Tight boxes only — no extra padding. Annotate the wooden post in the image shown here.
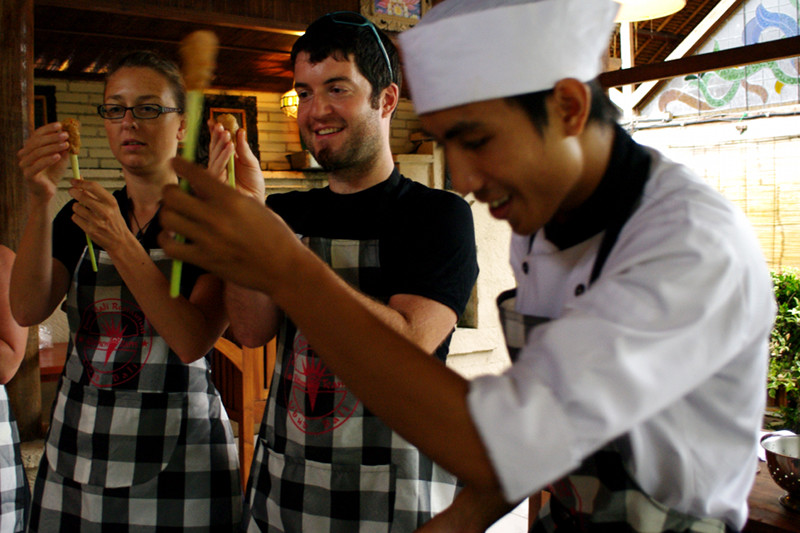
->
[1,0,43,440]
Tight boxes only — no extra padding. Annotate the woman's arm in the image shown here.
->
[69,180,228,363]
[0,246,29,384]
[11,122,74,325]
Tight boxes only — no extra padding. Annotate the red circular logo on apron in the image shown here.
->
[75,298,153,387]
[284,332,359,435]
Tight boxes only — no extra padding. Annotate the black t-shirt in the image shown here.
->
[267,169,478,360]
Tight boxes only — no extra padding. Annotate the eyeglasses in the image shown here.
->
[97,104,183,120]
[325,11,393,81]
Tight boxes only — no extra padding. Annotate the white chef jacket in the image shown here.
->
[468,146,776,530]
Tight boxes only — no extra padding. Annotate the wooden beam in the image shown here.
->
[35,27,292,56]
[610,0,743,108]
[666,0,743,59]
[34,0,307,35]
[600,35,800,88]
[619,22,635,116]
[1,0,43,441]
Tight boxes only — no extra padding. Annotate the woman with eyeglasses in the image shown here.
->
[12,50,242,532]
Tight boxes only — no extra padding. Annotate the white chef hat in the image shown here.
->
[398,0,621,115]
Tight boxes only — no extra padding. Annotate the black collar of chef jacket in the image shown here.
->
[542,124,652,251]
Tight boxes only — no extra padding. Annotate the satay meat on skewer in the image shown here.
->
[216,113,239,188]
[176,29,219,163]
[216,113,239,147]
[61,118,98,272]
[62,117,81,155]
[180,30,219,92]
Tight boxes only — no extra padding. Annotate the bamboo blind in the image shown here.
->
[678,135,800,271]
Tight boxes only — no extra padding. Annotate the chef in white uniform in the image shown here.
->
[157,0,777,530]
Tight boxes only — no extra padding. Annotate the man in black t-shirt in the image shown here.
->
[203,11,478,532]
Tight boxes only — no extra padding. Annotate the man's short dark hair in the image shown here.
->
[290,12,401,109]
[508,79,621,134]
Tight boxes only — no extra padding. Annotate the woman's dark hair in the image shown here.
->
[508,79,621,135]
[290,13,401,109]
[104,50,186,112]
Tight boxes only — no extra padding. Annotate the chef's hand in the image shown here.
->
[17,122,72,203]
[158,157,298,292]
[414,486,518,533]
[68,179,137,253]
[206,118,265,201]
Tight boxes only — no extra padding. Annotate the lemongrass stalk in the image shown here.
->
[169,89,203,297]
[70,154,98,272]
[227,155,235,188]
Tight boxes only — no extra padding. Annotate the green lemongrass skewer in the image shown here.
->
[227,154,235,188]
[70,153,98,272]
[170,29,218,298]
[169,89,203,298]
[216,113,238,188]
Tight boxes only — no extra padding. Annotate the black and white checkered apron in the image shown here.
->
[497,293,730,532]
[242,237,458,533]
[0,386,29,533]
[29,247,242,532]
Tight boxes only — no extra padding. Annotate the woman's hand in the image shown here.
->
[68,179,136,253]
[17,122,72,203]
[206,119,265,202]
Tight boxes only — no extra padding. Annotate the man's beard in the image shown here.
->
[301,113,382,173]
[309,143,350,172]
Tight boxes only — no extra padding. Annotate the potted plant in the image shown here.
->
[767,269,800,432]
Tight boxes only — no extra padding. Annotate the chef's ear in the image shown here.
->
[551,78,591,137]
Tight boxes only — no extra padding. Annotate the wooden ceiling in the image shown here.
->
[609,0,724,67]
[32,0,356,94]
[30,0,795,95]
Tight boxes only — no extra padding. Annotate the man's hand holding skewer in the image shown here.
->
[206,118,265,202]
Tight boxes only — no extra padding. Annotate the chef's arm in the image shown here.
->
[415,485,518,532]
[266,245,499,491]
[159,159,499,491]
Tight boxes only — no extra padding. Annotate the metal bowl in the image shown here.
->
[761,434,800,513]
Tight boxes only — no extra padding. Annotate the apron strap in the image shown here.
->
[589,132,653,285]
